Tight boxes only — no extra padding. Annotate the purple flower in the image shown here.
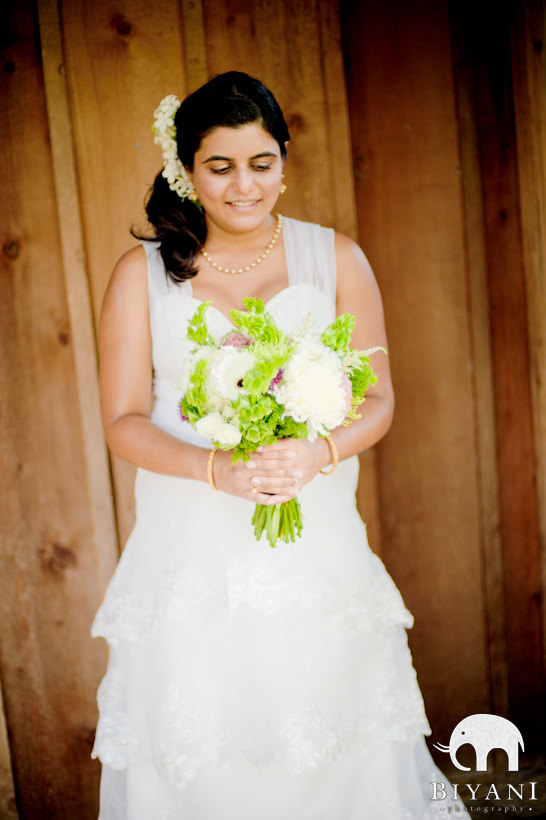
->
[269,368,283,390]
[178,405,189,423]
[222,331,252,348]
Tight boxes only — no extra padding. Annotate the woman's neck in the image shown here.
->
[203,213,278,253]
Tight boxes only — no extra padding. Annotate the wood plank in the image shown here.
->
[316,0,358,239]
[181,0,208,92]
[448,0,509,723]
[60,0,189,544]
[0,681,18,819]
[341,0,490,740]
[510,0,546,705]
[465,0,544,754]
[0,0,111,815]
[37,0,117,589]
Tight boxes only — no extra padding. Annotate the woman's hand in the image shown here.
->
[212,438,330,504]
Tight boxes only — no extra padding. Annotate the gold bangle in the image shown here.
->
[207,447,219,491]
[319,435,338,475]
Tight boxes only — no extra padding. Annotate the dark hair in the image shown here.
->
[135,72,289,284]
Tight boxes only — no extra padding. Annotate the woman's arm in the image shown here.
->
[99,246,208,481]
[250,232,394,485]
[99,246,299,504]
[329,231,394,459]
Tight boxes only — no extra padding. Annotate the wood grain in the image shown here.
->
[37,0,117,591]
[449,0,509,724]
[181,0,208,91]
[60,0,190,544]
[0,0,111,815]
[0,681,17,818]
[511,0,546,712]
[466,0,544,753]
[342,0,490,740]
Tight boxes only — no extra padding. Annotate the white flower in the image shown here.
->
[271,340,349,440]
[194,412,241,446]
[152,95,196,201]
[209,348,255,401]
[216,422,242,447]
[195,412,224,440]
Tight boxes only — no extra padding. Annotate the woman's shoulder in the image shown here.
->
[333,232,380,304]
[333,231,370,269]
[110,244,148,284]
[102,246,149,309]
[100,245,150,327]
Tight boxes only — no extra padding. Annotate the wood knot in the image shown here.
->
[58,329,70,346]
[286,113,306,135]
[3,240,20,259]
[110,13,134,38]
[40,542,77,575]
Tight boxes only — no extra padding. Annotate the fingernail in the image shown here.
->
[247,461,256,468]
[252,477,261,486]
[285,451,296,459]
[292,469,303,478]
[257,446,264,452]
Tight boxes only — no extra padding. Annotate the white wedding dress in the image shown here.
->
[92,216,461,818]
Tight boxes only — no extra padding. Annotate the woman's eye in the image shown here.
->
[252,164,272,172]
[210,166,231,175]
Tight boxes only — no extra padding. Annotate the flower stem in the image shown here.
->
[251,499,303,548]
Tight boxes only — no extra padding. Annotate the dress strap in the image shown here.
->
[141,239,171,306]
[282,216,337,307]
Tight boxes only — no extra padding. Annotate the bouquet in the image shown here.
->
[178,297,381,547]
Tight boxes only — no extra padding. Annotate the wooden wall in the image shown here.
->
[342,0,546,761]
[0,0,544,815]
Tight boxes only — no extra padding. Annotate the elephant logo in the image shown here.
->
[433,714,524,772]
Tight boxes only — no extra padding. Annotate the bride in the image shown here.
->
[92,71,460,819]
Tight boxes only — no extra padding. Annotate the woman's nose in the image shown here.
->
[232,167,253,193]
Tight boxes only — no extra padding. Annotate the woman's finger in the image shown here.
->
[248,475,299,501]
[245,456,297,473]
[255,443,297,459]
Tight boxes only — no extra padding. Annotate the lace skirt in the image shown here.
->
[92,458,457,818]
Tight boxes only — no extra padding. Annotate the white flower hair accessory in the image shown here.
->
[152,94,199,203]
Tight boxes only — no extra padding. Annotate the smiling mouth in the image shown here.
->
[228,200,260,207]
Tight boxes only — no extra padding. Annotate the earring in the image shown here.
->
[279,174,287,195]
[188,186,200,203]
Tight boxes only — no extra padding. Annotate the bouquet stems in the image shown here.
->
[251,498,304,548]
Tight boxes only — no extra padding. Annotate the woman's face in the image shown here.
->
[188,122,284,234]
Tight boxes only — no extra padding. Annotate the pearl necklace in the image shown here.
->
[201,214,283,275]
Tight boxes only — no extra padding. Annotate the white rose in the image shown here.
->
[216,422,242,447]
[195,412,224,440]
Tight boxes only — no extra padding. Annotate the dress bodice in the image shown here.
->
[142,216,337,444]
